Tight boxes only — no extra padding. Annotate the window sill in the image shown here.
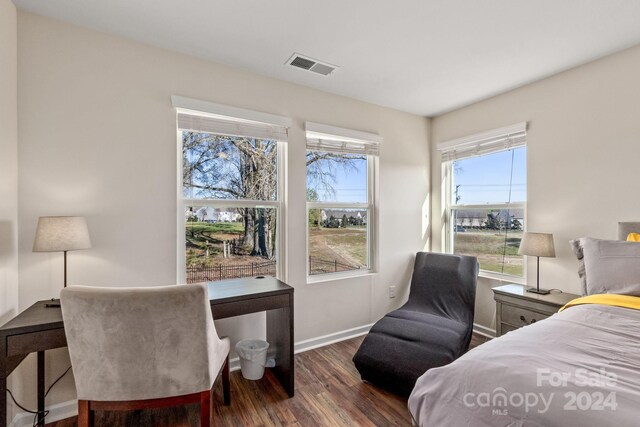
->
[478,270,526,285]
[307,269,377,284]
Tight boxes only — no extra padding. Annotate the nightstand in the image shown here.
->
[492,284,580,337]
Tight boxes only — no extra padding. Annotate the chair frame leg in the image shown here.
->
[222,355,231,406]
[77,400,93,427]
[199,390,211,427]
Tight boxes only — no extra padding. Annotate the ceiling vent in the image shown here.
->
[286,53,337,76]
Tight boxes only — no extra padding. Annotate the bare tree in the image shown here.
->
[183,132,277,259]
[306,151,365,200]
[184,133,364,262]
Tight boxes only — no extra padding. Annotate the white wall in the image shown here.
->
[431,43,640,332]
[0,0,19,321]
[0,0,19,422]
[16,11,430,414]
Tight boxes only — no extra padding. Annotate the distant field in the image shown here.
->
[308,226,367,274]
[453,229,523,276]
[185,221,246,267]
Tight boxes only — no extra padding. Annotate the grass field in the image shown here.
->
[308,226,367,274]
[187,223,519,276]
[453,229,523,276]
[185,221,246,267]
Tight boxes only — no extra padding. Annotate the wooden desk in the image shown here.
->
[206,277,294,397]
[0,277,294,427]
[0,301,67,427]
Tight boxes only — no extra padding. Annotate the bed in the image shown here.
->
[408,223,640,427]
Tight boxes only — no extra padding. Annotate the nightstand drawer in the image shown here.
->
[500,323,519,335]
[501,304,549,328]
[493,284,580,337]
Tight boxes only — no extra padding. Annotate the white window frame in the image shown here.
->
[175,99,289,284]
[440,123,527,283]
[305,123,380,283]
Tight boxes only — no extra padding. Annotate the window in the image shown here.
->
[440,123,527,278]
[305,122,380,279]
[174,97,290,283]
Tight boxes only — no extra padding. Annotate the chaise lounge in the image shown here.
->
[353,252,478,396]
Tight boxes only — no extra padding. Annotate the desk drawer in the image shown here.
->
[212,294,290,320]
[7,328,67,357]
[501,304,549,329]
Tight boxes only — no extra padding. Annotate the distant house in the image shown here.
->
[320,209,367,225]
[454,210,486,228]
[217,210,242,222]
[496,209,524,226]
[188,207,241,223]
[454,208,524,229]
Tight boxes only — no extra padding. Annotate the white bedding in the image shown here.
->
[408,304,640,427]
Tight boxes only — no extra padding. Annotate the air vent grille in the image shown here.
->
[290,56,315,70]
[309,63,335,76]
[286,53,337,76]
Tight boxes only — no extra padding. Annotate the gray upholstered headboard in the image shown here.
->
[618,222,640,240]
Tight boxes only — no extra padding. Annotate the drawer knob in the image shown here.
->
[519,315,526,322]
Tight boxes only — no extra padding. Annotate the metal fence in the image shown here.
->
[186,260,277,283]
[308,256,361,275]
[187,257,361,283]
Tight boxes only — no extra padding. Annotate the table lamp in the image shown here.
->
[518,232,555,295]
[33,216,91,294]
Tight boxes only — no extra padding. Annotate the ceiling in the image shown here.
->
[13,0,640,116]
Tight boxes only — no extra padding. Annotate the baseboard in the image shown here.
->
[294,323,374,354]
[9,322,374,427]
[229,322,374,372]
[473,323,496,338]
[229,356,241,372]
[9,399,77,427]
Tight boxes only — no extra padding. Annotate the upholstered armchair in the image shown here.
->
[353,252,478,396]
[60,283,230,427]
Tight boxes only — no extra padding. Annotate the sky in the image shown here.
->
[305,148,525,205]
[307,156,367,203]
[453,147,526,205]
[184,132,522,206]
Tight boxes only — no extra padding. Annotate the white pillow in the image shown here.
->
[579,237,640,296]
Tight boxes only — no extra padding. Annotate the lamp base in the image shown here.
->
[526,287,551,295]
[45,298,61,308]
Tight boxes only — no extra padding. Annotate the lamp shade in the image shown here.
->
[33,216,92,252]
[518,232,555,258]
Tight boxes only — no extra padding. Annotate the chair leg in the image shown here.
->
[222,355,230,406]
[77,400,93,427]
[200,390,211,427]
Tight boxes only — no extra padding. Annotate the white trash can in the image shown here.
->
[236,339,270,380]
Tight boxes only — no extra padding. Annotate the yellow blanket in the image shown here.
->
[627,232,640,242]
[560,293,640,312]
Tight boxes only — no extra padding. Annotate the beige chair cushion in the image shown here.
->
[61,283,229,401]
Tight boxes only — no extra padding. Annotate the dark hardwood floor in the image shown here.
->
[470,332,491,348]
[47,333,490,427]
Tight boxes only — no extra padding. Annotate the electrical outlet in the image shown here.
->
[389,285,397,299]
